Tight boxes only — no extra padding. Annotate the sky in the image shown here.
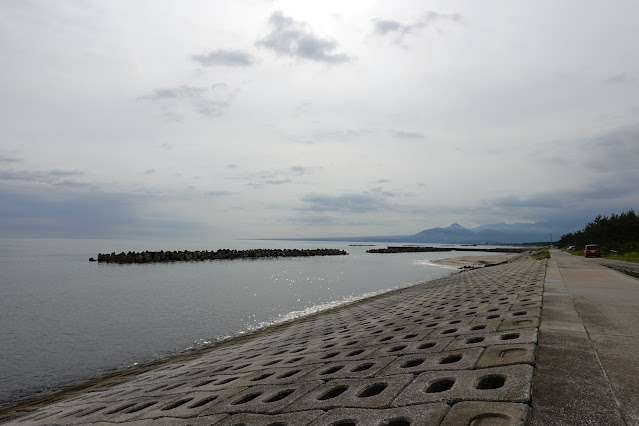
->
[1,0,638,240]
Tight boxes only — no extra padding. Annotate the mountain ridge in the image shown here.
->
[275,222,554,244]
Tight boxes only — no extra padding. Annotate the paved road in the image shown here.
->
[531,250,639,425]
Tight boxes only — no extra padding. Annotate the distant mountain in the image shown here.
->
[280,222,555,244]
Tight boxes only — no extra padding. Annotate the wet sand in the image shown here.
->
[431,253,520,268]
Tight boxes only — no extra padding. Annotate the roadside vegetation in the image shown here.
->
[532,249,550,260]
[558,210,639,261]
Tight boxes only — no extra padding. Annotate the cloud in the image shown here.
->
[290,166,312,175]
[206,190,234,197]
[373,20,402,36]
[369,186,413,198]
[588,125,639,171]
[300,192,389,213]
[390,129,425,139]
[242,166,313,188]
[604,73,634,85]
[293,129,364,144]
[138,84,233,120]
[0,186,204,238]
[139,86,207,101]
[256,11,352,63]
[0,155,22,163]
[0,168,86,187]
[192,49,255,67]
[373,11,462,45]
[492,194,564,209]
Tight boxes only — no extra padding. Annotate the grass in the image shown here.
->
[604,251,639,263]
[561,248,639,263]
[620,269,639,279]
[532,250,550,260]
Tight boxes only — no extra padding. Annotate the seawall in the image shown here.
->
[2,256,544,425]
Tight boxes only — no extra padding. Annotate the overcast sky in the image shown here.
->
[1,0,638,240]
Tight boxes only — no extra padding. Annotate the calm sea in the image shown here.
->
[0,237,500,409]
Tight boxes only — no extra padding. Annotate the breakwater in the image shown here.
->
[3,257,545,424]
[367,246,527,254]
[91,248,348,264]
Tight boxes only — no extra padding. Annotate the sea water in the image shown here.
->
[0,237,499,409]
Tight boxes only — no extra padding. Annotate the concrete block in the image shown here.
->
[446,328,538,350]
[109,414,229,425]
[187,372,255,393]
[286,374,414,411]
[302,345,384,362]
[309,404,450,426]
[363,328,434,346]
[372,337,454,356]
[427,322,501,338]
[378,347,484,375]
[10,406,80,424]
[205,380,322,415]
[511,302,543,310]
[499,317,541,331]
[71,397,163,423]
[234,364,322,387]
[215,410,323,425]
[440,401,529,426]
[300,356,397,381]
[130,390,243,420]
[392,364,533,406]
[476,343,536,368]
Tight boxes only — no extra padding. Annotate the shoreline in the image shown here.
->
[1,256,545,424]
[0,268,462,418]
[0,252,518,415]
[431,253,521,268]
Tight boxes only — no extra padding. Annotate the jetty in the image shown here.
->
[366,246,527,254]
[2,251,639,424]
[90,248,348,264]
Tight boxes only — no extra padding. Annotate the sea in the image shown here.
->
[0,237,505,409]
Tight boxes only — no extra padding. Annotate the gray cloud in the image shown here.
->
[0,186,204,239]
[206,190,234,197]
[390,129,424,139]
[373,20,402,36]
[0,155,22,163]
[0,168,86,187]
[373,11,462,45]
[290,166,312,175]
[263,178,291,185]
[369,186,413,198]
[490,177,638,226]
[588,125,639,171]
[139,86,208,101]
[604,73,634,85]
[300,193,389,213]
[138,85,232,120]
[192,49,255,67]
[492,194,564,209]
[294,129,364,144]
[256,11,352,63]
[244,166,313,188]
